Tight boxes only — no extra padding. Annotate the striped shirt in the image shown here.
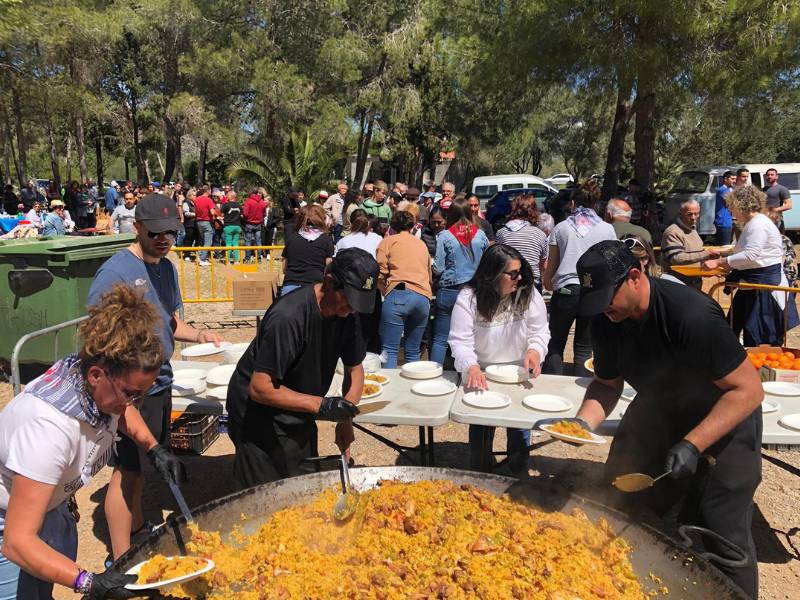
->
[496,221,549,283]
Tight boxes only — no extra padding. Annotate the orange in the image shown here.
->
[784,351,795,359]
[757,352,768,360]
[792,360,800,370]
[767,352,780,361]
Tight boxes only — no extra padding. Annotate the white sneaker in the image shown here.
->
[199,260,210,266]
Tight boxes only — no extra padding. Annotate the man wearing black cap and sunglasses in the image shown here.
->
[88,193,224,561]
[226,248,379,488]
[544,240,763,598]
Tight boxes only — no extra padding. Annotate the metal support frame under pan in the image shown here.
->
[114,466,749,599]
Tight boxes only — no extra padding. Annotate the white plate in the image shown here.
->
[173,368,207,381]
[584,358,594,373]
[401,361,443,379]
[462,391,511,409]
[365,373,391,386]
[412,379,457,396]
[222,343,250,365]
[180,341,231,358]
[762,381,800,397]
[125,556,214,591]
[361,385,383,400]
[620,386,637,402]
[171,378,206,397]
[521,394,573,412]
[778,413,800,432]
[761,399,780,414]
[485,364,528,384]
[206,386,228,401]
[206,364,237,386]
[540,423,605,445]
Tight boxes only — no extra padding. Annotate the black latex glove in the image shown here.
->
[87,570,145,599]
[533,417,592,431]
[147,444,187,485]
[665,439,700,479]
[317,396,359,422]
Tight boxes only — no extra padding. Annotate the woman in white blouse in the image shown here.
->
[448,244,550,474]
[703,185,798,344]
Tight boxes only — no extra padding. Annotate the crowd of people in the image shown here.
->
[0,167,794,599]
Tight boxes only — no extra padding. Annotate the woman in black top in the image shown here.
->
[221,191,243,262]
[281,204,334,295]
[420,204,446,257]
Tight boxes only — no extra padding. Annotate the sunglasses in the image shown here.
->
[623,237,646,251]
[503,269,522,280]
[146,230,177,239]
[103,370,145,406]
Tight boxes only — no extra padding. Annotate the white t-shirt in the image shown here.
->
[448,287,550,375]
[726,213,784,270]
[0,393,119,519]
[334,232,383,258]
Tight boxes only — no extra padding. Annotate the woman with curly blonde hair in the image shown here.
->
[0,284,185,599]
[704,185,799,344]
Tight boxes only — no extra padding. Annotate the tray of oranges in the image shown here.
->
[747,350,800,371]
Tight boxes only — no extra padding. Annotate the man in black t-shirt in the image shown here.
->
[763,167,792,232]
[563,240,763,599]
[226,248,379,488]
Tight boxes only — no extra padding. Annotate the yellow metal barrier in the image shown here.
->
[173,245,285,303]
[708,280,800,345]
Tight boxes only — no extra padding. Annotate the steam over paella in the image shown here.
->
[161,480,647,599]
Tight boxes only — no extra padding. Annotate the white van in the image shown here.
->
[663,163,800,237]
[471,174,557,205]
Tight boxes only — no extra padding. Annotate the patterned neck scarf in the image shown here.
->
[567,207,602,237]
[24,354,108,427]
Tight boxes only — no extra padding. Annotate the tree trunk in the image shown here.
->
[163,116,177,182]
[198,138,208,185]
[633,83,656,192]
[601,76,635,203]
[124,156,130,182]
[95,135,104,193]
[43,97,62,191]
[65,134,73,182]
[354,115,374,189]
[11,86,27,186]
[74,115,88,183]
[128,92,149,185]
[1,105,21,186]
[174,134,183,182]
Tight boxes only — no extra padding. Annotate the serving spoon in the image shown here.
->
[333,451,359,521]
[613,455,716,493]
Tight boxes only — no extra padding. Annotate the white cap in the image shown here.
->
[110,180,118,187]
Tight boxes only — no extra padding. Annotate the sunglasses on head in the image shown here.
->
[623,237,645,250]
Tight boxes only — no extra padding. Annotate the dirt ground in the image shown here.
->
[1,260,799,599]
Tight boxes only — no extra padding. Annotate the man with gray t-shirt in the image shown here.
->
[763,167,791,232]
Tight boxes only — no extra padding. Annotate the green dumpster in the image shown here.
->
[0,234,135,381]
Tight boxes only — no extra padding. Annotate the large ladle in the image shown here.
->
[613,455,716,493]
[332,452,359,521]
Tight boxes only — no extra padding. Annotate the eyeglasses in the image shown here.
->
[503,269,522,280]
[623,237,645,251]
[103,370,145,406]
[146,230,177,240]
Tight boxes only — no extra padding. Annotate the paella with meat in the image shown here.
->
[161,479,646,599]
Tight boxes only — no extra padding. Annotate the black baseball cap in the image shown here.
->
[576,240,640,317]
[135,193,180,233]
[328,248,379,313]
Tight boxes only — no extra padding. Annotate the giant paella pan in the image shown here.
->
[116,467,749,599]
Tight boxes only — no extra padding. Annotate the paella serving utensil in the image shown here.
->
[613,455,716,493]
[333,452,359,521]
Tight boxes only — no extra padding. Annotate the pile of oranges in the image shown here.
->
[748,350,800,370]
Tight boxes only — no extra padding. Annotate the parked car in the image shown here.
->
[485,187,556,231]
[544,173,574,187]
[471,174,557,211]
[662,163,800,237]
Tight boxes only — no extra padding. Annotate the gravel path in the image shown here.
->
[1,264,798,599]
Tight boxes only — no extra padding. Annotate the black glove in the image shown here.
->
[533,417,592,431]
[665,439,700,479]
[147,444,187,485]
[317,396,358,422]
[87,569,143,599]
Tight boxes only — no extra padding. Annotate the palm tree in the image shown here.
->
[228,131,335,201]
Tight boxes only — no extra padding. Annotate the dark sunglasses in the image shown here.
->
[146,230,177,239]
[503,269,522,280]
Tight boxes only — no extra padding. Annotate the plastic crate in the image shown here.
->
[218,414,229,434]
[170,415,219,454]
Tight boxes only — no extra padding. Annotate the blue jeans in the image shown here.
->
[0,503,78,600]
[244,223,261,259]
[430,287,461,365]
[197,221,214,261]
[379,288,431,368]
[469,425,531,473]
[281,283,302,296]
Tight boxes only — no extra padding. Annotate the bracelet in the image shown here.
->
[73,569,93,594]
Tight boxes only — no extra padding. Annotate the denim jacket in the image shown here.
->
[433,229,489,288]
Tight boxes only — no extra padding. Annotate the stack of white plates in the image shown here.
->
[400,361,443,379]
[485,364,527,384]
[206,364,237,386]
[172,378,206,397]
[222,343,250,365]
